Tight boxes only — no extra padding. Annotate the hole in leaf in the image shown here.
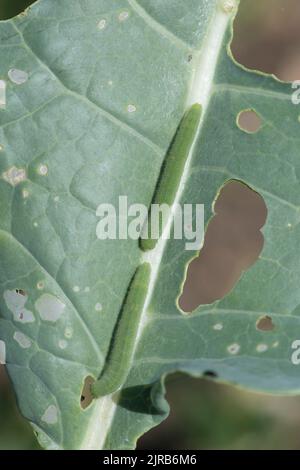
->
[256,315,275,331]
[237,110,262,134]
[203,371,218,379]
[232,0,300,81]
[80,376,95,410]
[179,180,267,313]
[0,0,36,20]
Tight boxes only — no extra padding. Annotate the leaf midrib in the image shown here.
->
[81,4,234,451]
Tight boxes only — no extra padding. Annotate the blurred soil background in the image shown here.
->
[1,0,300,450]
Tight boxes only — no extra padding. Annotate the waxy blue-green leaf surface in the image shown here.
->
[0,0,299,450]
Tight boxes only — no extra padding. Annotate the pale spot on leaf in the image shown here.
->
[127,104,136,113]
[38,164,48,176]
[97,19,106,30]
[8,68,28,85]
[4,289,27,310]
[4,289,35,324]
[256,343,268,353]
[16,309,34,323]
[13,331,31,349]
[0,80,6,108]
[37,281,45,290]
[35,294,65,322]
[58,339,67,350]
[64,327,73,339]
[221,0,237,13]
[2,167,26,186]
[41,405,58,425]
[227,343,240,355]
[119,11,129,21]
[0,340,6,364]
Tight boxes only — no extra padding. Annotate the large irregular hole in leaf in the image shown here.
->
[80,376,95,410]
[237,109,262,134]
[0,0,35,20]
[231,0,300,80]
[179,180,267,313]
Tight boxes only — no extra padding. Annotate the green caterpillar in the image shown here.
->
[92,263,151,398]
[140,103,202,251]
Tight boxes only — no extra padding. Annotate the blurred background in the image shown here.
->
[1,0,300,451]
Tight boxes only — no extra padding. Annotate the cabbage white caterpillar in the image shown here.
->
[92,263,151,398]
[140,103,201,251]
